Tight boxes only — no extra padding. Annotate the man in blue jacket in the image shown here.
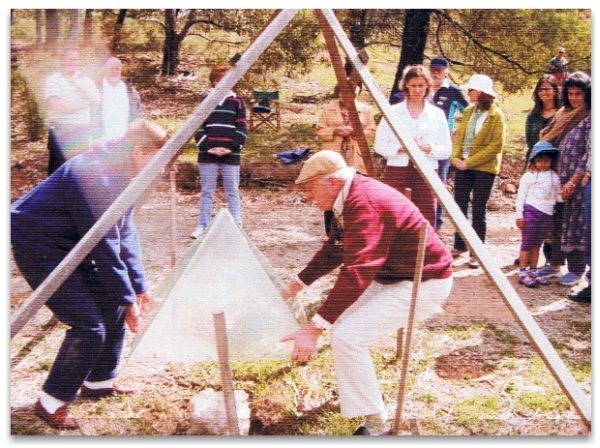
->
[11,119,167,430]
[428,57,469,231]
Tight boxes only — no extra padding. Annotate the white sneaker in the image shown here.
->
[468,256,480,269]
[190,227,205,239]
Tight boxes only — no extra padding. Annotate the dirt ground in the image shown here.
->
[9,172,592,435]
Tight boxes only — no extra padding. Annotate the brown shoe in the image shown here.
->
[34,400,79,430]
[80,382,136,398]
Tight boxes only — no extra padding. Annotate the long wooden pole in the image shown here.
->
[318,8,590,426]
[213,312,240,436]
[10,9,299,340]
[169,170,177,268]
[314,10,375,177]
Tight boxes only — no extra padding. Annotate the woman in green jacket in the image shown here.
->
[451,74,507,268]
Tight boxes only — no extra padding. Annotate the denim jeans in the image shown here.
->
[198,162,242,229]
[435,158,451,230]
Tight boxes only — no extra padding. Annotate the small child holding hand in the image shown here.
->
[516,141,563,288]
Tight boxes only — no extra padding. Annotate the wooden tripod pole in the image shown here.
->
[169,170,177,268]
[392,223,428,435]
[314,10,375,177]
[213,312,240,436]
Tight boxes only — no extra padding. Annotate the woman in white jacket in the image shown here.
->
[374,65,452,227]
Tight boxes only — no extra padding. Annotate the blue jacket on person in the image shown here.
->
[432,83,469,132]
[11,140,146,306]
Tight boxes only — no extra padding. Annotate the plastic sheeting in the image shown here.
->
[125,209,301,372]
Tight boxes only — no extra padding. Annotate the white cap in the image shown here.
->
[463,74,498,98]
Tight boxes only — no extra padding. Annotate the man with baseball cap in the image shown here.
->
[428,56,469,232]
[429,57,469,133]
[548,47,569,84]
[280,150,453,435]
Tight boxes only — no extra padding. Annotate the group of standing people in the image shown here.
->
[43,48,143,175]
[372,57,506,271]
[293,53,591,436]
[516,71,591,301]
[314,53,591,304]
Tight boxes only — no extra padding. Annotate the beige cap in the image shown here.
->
[295,150,347,184]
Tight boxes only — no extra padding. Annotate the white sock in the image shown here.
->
[364,411,388,435]
[83,378,114,389]
[39,392,66,414]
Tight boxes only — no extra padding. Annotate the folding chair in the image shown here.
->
[249,91,281,132]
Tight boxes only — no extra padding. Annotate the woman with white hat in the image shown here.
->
[450,74,507,268]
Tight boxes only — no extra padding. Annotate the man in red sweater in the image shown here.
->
[281,150,453,435]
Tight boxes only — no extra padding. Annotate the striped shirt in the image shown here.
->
[194,91,248,165]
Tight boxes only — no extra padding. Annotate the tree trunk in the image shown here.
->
[390,9,431,101]
[45,9,60,51]
[112,9,127,52]
[161,9,180,76]
[35,10,44,44]
[344,10,370,82]
[83,9,94,45]
[68,9,81,46]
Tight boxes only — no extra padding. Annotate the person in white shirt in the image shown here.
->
[374,65,452,227]
[515,142,562,288]
[44,48,101,174]
[98,57,143,140]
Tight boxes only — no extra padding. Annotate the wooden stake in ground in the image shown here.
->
[213,312,240,436]
[393,223,428,435]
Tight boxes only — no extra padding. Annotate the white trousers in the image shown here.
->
[330,276,453,418]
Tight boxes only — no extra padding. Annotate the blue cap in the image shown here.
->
[530,141,558,161]
[430,57,449,69]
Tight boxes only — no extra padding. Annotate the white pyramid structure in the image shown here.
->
[125,209,301,371]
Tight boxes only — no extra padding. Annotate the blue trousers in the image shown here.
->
[13,249,126,403]
[435,158,450,231]
[198,162,242,229]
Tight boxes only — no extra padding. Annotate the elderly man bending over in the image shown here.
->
[281,150,453,436]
